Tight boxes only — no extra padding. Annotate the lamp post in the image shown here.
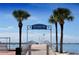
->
[50,25,52,49]
[27,25,28,43]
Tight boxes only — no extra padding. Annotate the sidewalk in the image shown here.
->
[26,44,69,55]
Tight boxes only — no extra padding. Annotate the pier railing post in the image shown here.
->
[28,45,31,55]
[9,37,10,51]
[46,45,49,55]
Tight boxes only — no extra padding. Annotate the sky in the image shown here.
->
[0,3,79,43]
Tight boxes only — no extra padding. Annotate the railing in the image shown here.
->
[21,44,31,55]
[0,43,29,51]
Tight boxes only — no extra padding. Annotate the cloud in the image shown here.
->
[0,26,14,31]
[0,31,51,43]
[63,35,79,43]
[28,16,38,20]
[0,31,79,43]
[0,11,13,20]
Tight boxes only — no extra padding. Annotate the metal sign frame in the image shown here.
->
[26,24,52,48]
[31,24,47,29]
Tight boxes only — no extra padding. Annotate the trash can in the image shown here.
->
[16,47,22,55]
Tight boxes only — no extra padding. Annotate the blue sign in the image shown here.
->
[32,24,47,29]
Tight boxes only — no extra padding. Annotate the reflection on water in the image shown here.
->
[0,43,79,54]
[53,43,79,54]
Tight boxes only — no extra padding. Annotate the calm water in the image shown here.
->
[7,43,27,50]
[5,43,79,54]
[53,43,79,54]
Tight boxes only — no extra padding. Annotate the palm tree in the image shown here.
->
[49,10,59,52]
[55,8,74,53]
[13,10,30,54]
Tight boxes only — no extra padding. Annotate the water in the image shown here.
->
[6,43,28,50]
[53,43,79,54]
[1,43,79,54]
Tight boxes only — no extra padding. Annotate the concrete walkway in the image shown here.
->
[26,44,55,55]
[26,44,69,55]
[31,44,48,55]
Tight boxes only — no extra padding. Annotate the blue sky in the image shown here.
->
[0,3,79,43]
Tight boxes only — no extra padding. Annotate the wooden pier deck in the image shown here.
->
[26,44,56,55]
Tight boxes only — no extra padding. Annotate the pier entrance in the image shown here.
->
[26,24,53,55]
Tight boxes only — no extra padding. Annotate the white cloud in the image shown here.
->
[0,26,14,31]
[28,16,38,20]
[0,31,79,43]
[63,35,79,43]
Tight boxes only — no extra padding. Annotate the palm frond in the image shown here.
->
[54,8,74,24]
[49,15,55,24]
[49,18,55,24]
[67,16,74,21]
[13,10,30,21]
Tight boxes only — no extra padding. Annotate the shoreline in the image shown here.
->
[0,44,78,55]
[55,51,79,55]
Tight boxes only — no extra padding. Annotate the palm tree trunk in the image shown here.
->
[55,23,58,52]
[18,21,23,54]
[60,24,64,53]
